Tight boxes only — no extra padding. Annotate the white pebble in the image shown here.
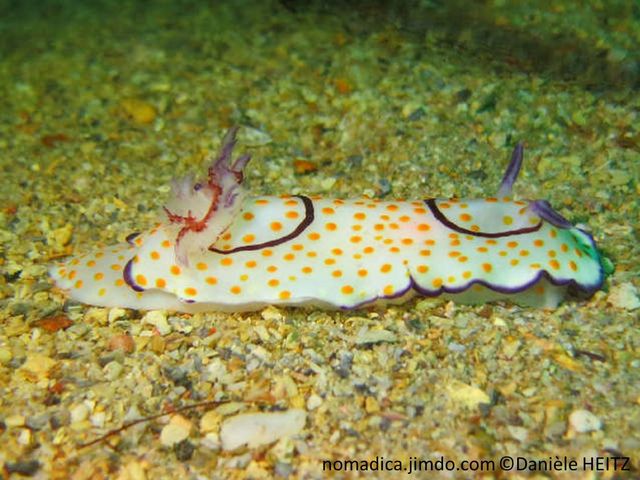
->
[220,409,306,451]
[160,423,190,446]
[569,409,602,433]
[142,310,171,335]
[70,403,90,423]
[608,283,640,310]
[306,394,323,410]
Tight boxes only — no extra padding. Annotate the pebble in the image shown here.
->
[108,334,136,353]
[354,328,397,345]
[142,310,171,335]
[306,394,322,410]
[160,420,191,447]
[219,409,306,451]
[121,99,157,125]
[447,381,490,409]
[260,306,284,321]
[70,403,90,423]
[607,282,640,310]
[0,347,12,365]
[568,409,602,433]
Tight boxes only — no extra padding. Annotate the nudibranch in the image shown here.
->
[50,128,606,312]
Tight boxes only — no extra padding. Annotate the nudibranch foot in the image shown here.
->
[50,130,607,312]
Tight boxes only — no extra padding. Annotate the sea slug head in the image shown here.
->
[163,126,251,266]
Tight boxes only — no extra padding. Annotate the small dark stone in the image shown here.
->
[408,107,426,121]
[347,155,363,167]
[174,439,195,461]
[455,88,472,103]
[163,366,192,390]
[376,178,392,197]
[5,460,41,476]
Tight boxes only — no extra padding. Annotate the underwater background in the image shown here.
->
[0,0,639,478]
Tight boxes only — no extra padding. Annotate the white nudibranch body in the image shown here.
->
[50,129,606,312]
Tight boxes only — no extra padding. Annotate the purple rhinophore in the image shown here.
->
[530,200,573,229]
[497,142,524,197]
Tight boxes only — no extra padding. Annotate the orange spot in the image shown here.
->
[302,266,313,274]
[354,212,366,220]
[230,285,242,295]
[458,256,468,263]
[432,278,443,288]
[307,251,318,257]
[357,269,368,277]
[242,234,255,243]
[74,280,83,289]
[184,287,197,296]
[374,223,385,231]
[414,207,427,214]
[363,246,375,254]
[462,271,472,279]
[221,257,233,266]
[569,260,578,271]
[262,249,273,257]
[196,262,208,271]
[341,285,354,295]
[94,272,104,281]
[507,241,518,248]
[499,251,508,257]
[417,265,428,274]
[417,223,431,231]
[575,249,583,258]
[533,239,544,247]
[450,239,461,246]
[386,204,398,211]
[243,212,254,221]
[486,239,497,245]
[383,284,395,296]
[308,232,321,241]
[389,247,400,253]
[98,288,106,297]
[352,224,363,231]
[449,251,461,258]
[86,260,96,268]
[267,265,278,272]
[471,225,480,232]
[246,260,257,268]
[322,207,335,215]
[447,276,456,283]
[284,199,298,206]
[255,199,269,205]
[548,250,557,258]
[135,274,147,286]
[560,243,569,252]
[270,221,283,231]
[170,265,181,275]
[279,290,291,300]
[380,264,392,273]
[440,202,450,209]
[205,277,217,285]
[268,279,280,287]
[332,248,343,255]
[285,211,299,219]
[324,258,336,265]
[549,259,560,270]
[389,223,399,230]
[95,252,104,258]
[530,263,542,269]
[240,274,249,282]
[482,263,492,273]
[283,253,295,261]
[110,264,121,271]
[476,247,488,253]
[519,249,530,257]
[510,259,519,266]
[459,213,472,222]
[401,238,414,245]
[326,222,337,231]
[420,249,431,256]
[549,229,558,238]
[150,251,160,260]
[398,215,410,222]
[115,279,125,287]
[161,240,172,248]
[380,214,390,221]
[292,243,304,251]
[503,215,513,225]
[350,235,362,243]
[156,278,167,288]
[332,270,342,277]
